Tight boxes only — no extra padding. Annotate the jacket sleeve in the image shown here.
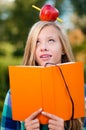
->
[1,90,21,130]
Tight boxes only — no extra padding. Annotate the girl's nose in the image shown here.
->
[40,43,48,52]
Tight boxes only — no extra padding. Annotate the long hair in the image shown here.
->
[22,21,83,130]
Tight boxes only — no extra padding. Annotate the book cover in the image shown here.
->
[8,62,85,124]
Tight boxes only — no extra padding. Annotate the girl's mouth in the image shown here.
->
[40,54,52,61]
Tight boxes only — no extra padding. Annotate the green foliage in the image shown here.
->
[12,46,24,56]
[70,0,86,34]
[72,40,86,83]
[0,0,47,45]
[0,49,6,56]
[72,40,86,54]
[0,42,22,121]
[71,0,86,16]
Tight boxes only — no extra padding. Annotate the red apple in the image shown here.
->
[39,4,59,21]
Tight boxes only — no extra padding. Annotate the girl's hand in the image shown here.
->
[42,111,64,130]
[25,108,42,130]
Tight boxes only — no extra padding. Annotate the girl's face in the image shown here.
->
[35,25,63,66]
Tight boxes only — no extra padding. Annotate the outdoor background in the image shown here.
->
[0,0,86,123]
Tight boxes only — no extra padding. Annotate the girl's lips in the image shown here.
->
[40,54,52,61]
[40,54,52,58]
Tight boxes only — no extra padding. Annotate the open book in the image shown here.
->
[9,62,85,124]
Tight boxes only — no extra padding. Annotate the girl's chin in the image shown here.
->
[39,61,61,66]
[38,62,49,66]
[40,62,54,66]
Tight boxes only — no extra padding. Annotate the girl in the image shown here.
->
[1,21,83,130]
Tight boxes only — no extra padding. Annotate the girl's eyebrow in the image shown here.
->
[37,35,55,41]
[44,36,55,40]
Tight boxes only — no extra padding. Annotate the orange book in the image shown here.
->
[8,62,85,124]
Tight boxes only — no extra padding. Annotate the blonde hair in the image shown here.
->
[23,21,75,65]
[22,21,83,130]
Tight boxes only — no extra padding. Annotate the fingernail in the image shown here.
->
[39,108,42,111]
[41,111,45,114]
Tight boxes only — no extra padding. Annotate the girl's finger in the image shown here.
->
[42,111,63,121]
[25,108,42,121]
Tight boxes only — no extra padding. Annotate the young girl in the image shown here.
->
[1,21,83,130]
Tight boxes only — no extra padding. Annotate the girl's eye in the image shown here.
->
[36,40,40,46]
[48,39,55,43]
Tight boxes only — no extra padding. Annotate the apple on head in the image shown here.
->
[39,4,59,21]
[32,4,62,22]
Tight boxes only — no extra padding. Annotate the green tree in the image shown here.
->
[71,0,86,16]
[70,0,86,34]
[70,0,86,83]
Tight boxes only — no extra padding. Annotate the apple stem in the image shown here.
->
[32,5,41,11]
[57,17,63,23]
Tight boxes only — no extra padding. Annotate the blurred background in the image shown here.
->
[0,0,86,123]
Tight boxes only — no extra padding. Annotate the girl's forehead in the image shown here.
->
[38,25,59,37]
[42,24,57,30]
